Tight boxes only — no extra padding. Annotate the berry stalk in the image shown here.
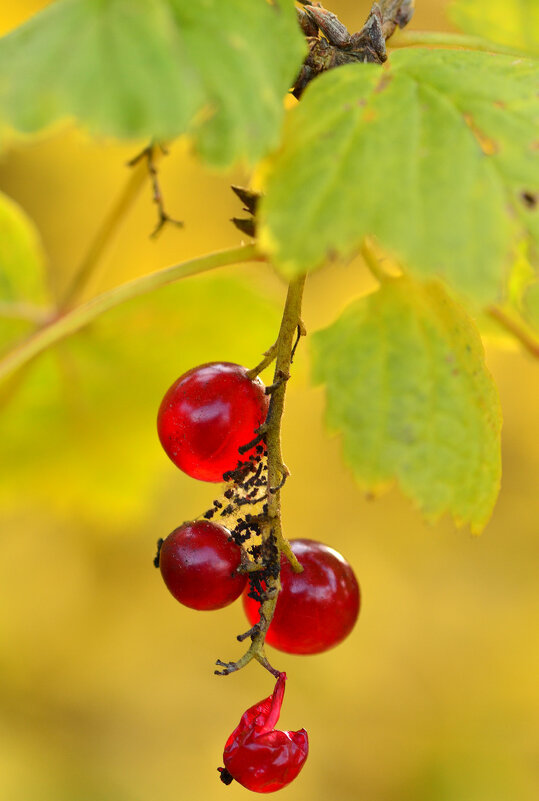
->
[254,276,307,672]
[264,276,306,571]
[216,275,306,677]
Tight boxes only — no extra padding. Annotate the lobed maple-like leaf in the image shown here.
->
[311,276,502,532]
[0,0,305,166]
[258,49,539,304]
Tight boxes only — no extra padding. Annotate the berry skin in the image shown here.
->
[159,521,247,611]
[243,539,360,654]
[219,672,308,793]
[157,362,268,482]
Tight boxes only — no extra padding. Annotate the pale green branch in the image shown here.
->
[59,146,162,310]
[488,305,539,359]
[0,244,263,381]
[0,301,53,324]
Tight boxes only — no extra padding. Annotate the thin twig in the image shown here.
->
[488,305,539,359]
[128,143,184,238]
[291,321,307,363]
[236,623,261,642]
[247,343,279,380]
[264,373,290,395]
[60,150,157,310]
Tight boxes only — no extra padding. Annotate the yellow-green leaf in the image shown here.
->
[522,281,539,331]
[259,50,539,304]
[0,191,48,304]
[0,0,305,166]
[311,276,502,532]
[0,191,49,352]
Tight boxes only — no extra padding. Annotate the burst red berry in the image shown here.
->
[159,521,247,610]
[219,673,308,793]
[157,362,268,482]
[243,539,360,654]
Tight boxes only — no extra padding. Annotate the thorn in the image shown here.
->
[231,186,260,215]
[231,217,256,237]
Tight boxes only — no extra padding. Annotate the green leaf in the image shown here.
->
[0,0,305,166]
[311,276,502,533]
[0,191,48,304]
[0,191,50,353]
[507,242,536,309]
[522,281,539,331]
[0,274,280,521]
[450,0,539,56]
[258,50,539,304]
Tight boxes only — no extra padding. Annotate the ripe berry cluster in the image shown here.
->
[156,360,360,792]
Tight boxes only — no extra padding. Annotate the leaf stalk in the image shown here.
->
[488,305,539,359]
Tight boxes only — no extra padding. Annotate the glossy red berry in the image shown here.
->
[157,362,268,482]
[159,521,247,611]
[219,672,308,793]
[243,539,360,654]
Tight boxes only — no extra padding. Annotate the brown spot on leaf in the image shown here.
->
[463,113,498,155]
[326,248,339,263]
[521,191,537,209]
[374,73,393,94]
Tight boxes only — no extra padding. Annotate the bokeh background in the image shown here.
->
[1,2,538,800]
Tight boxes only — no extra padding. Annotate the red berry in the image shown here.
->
[243,539,360,654]
[219,672,308,792]
[159,521,247,611]
[157,362,268,482]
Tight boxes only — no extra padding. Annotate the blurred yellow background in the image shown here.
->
[1,2,538,800]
